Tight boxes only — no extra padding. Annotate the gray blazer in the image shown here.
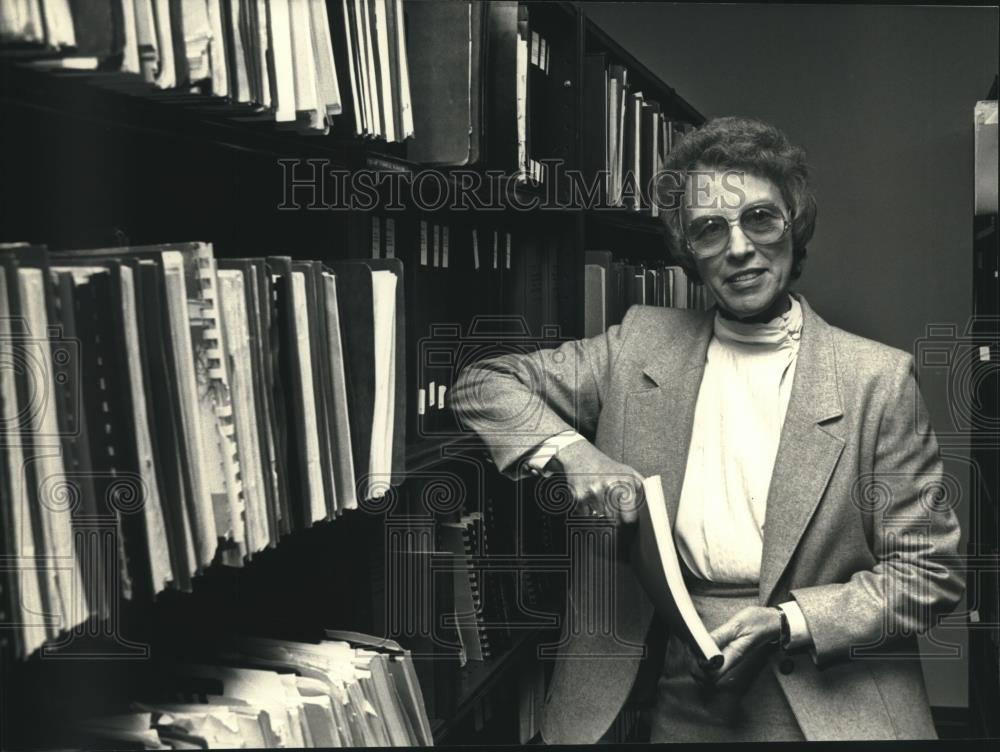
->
[450,294,964,743]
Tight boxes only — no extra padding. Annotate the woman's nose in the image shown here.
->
[726,223,756,258]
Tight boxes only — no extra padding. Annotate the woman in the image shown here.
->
[450,117,963,742]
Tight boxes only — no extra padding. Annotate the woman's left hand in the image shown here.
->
[707,606,783,686]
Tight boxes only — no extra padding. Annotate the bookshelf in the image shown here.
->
[0,1,704,747]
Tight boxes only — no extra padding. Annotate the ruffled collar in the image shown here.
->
[713,294,803,348]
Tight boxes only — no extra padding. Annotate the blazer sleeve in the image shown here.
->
[789,354,965,666]
[450,305,642,477]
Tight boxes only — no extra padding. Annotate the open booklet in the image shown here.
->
[633,475,724,670]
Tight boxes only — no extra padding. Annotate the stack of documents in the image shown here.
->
[0,242,405,659]
[0,0,416,139]
[74,631,433,747]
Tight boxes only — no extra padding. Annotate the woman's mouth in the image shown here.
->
[725,269,766,288]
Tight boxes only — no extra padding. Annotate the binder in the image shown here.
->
[403,0,474,165]
[328,258,406,498]
[59,267,153,601]
[484,0,519,172]
[462,513,492,659]
[367,258,406,489]
[526,13,550,175]
[439,521,483,662]
[52,243,241,572]
[584,264,607,338]
[468,0,485,165]
[135,259,197,588]
[17,262,89,638]
[584,52,609,204]
[326,260,375,498]
[216,266,270,557]
[48,271,104,613]
[237,257,289,542]
[641,99,661,214]
[321,271,358,512]
[585,250,615,334]
[482,495,514,653]
[116,262,175,591]
[0,249,46,658]
[302,261,340,519]
[68,0,124,58]
[269,255,324,530]
[292,259,337,521]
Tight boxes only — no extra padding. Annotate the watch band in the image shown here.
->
[768,606,790,647]
[777,606,791,648]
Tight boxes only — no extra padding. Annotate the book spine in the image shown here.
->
[462,520,492,659]
[197,251,246,560]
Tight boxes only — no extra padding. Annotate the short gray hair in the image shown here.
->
[657,116,817,283]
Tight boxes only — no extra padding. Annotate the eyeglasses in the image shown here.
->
[683,203,792,259]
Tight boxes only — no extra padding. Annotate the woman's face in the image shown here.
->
[684,171,795,320]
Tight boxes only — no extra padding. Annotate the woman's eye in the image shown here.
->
[744,208,779,229]
[692,218,726,240]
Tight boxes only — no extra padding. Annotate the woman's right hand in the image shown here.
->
[546,440,644,524]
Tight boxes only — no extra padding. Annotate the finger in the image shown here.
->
[717,633,762,681]
[713,645,744,681]
[580,491,609,520]
[594,483,614,518]
[584,486,605,518]
[604,478,638,524]
[572,493,596,517]
[632,471,646,499]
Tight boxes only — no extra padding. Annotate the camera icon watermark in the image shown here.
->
[420,314,575,442]
[0,319,81,447]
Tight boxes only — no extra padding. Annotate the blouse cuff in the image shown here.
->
[521,430,586,478]
[778,600,813,651]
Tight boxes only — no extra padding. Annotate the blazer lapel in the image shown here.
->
[623,311,713,527]
[622,298,845,604]
[758,296,846,605]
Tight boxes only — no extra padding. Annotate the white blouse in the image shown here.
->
[674,295,803,584]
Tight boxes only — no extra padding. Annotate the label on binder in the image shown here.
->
[417,388,426,416]
[420,221,428,266]
[428,381,436,407]
[371,216,381,259]
[505,232,512,269]
[442,226,450,268]
[980,345,991,362]
[385,218,396,258]
[433,224,441,267]
[472,230,480,270]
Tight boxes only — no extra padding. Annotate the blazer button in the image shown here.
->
[779,658,795,675]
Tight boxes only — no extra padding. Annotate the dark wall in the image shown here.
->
[585,1,999,709]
